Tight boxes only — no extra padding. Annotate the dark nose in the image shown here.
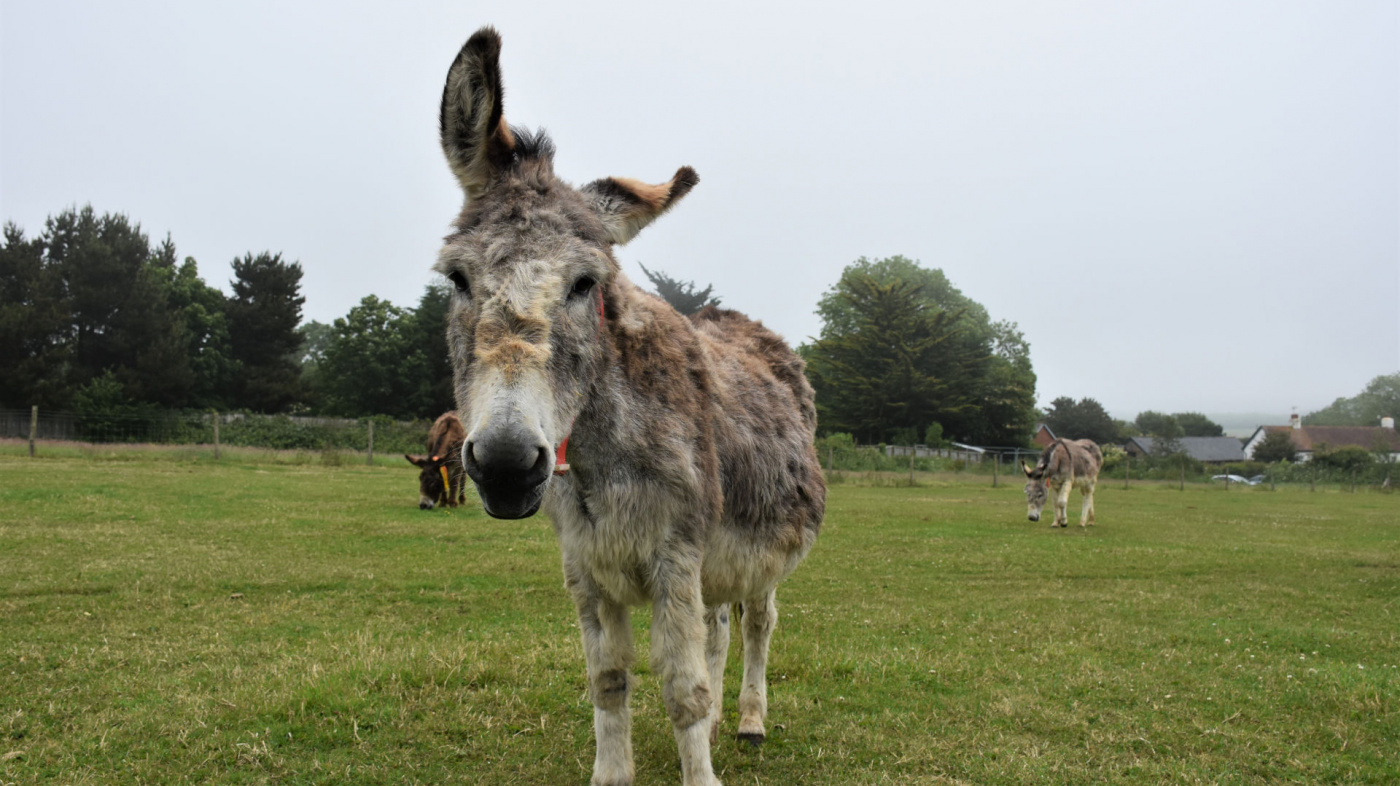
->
[1028,512,1040,522]
[420,501,432,510]
[464,427,552,492]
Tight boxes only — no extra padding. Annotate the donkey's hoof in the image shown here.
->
[737,731,766,748]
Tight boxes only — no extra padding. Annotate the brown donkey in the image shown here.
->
[404,412,467,510]
[434,28,824,786]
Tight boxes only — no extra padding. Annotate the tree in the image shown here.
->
[153,239,239,409]
[1134,410,1183,439]
[407,282,456,417]
[2,207,202,409]
[1174,412,1223,437]
[1042,397,1119,445]
[638,263,720,315]
[317,295,431,419]
[0,222,71,408]
[1306,372,1400,427]
[805,276,984,445]
[227,252,305,412]
[1252,430,1298,463]
[808,256,1036,446]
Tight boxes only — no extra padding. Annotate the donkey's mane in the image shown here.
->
[506,125,555,165]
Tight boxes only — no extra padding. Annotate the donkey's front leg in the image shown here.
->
[653,572,721,786]
[1053,481,1072,527]
[575,590,636,786]
[737,590,775,745]
[1080,483,1097,527]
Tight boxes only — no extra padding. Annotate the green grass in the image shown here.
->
[1,450,1396,784]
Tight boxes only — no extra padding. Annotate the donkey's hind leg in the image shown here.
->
[737,590,776,746]
[704,604,731,745]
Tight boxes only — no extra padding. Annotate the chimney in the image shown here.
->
[1384,416,1396,430]
[1290,413,1301,430]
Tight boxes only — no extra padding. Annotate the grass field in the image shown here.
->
[2,449,1397,785]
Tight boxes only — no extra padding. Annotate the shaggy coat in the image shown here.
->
[432,28,824,786]
[405,412,467,510]
[1023,438,1102,528]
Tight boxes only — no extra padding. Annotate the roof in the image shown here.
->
[1128,436,1245,462]
[1033,423,1055,436]
[1255,425,1400,453]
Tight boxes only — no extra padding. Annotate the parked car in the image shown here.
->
[1210,474,1258,485]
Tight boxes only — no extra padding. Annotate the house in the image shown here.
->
[1242,414,1400,462]
[1124,436,1245,463]
[1031,423,1056,448]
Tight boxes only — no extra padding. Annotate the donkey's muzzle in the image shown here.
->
[464,435,552,519]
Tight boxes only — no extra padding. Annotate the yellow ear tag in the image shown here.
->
[440,465,451,500]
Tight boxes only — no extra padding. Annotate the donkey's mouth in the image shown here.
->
[474,482,546,519]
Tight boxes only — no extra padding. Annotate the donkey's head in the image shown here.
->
[433,28,697,519]
[405,453,453,510]
[1022,461,1050,521]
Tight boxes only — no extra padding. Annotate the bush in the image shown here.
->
[1311,446,1373,473]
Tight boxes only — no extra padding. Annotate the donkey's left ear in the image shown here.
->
[581,167,699,245]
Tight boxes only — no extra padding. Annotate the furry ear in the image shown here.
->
[1021,461,1034,478]
[581,167,698,245]
[406,454,429,468]
[440,27,516,201]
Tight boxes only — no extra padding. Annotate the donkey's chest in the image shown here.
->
[544,479,682,605]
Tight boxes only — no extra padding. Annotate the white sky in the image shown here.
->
[2,0,1396,418]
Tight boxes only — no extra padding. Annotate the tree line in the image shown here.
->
[0,206,453,420]
[5,208,1049,444]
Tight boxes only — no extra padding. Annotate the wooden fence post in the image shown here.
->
[992,452,998,488]
[1124,454,1130,489]
[1270,467,1275,491]
[1310,464,1315,492]
[367,421,375,466]
[213,410,221,460]
[1179,463,1185,492]
[909,451,915,487]
[29,405,38,457]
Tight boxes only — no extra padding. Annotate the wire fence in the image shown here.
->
[1,408,434,456]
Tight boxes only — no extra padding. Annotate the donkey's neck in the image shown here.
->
[563,273,714,490]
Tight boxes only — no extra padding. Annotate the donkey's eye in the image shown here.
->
[447,270,470,296]
[569,276,596,298]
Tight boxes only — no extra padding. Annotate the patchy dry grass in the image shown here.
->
[1,451,1396,784]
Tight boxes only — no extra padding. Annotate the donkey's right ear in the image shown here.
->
[440,26,516,201]
[406,454,428,468]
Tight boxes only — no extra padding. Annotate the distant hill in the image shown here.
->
[1205,413,1289,439]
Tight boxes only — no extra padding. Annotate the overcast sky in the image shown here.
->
[3,0,1396,420]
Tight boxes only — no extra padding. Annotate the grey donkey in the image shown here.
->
[1023,438,1103,528]
[434,28,825,786]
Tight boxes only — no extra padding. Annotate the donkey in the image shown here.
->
[1022,438,1102,528]
[432,28,824,786]
[405,412,467,510]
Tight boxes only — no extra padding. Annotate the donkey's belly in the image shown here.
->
[699,521,815,604]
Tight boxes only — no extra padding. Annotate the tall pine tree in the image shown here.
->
[227,252,305,412]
